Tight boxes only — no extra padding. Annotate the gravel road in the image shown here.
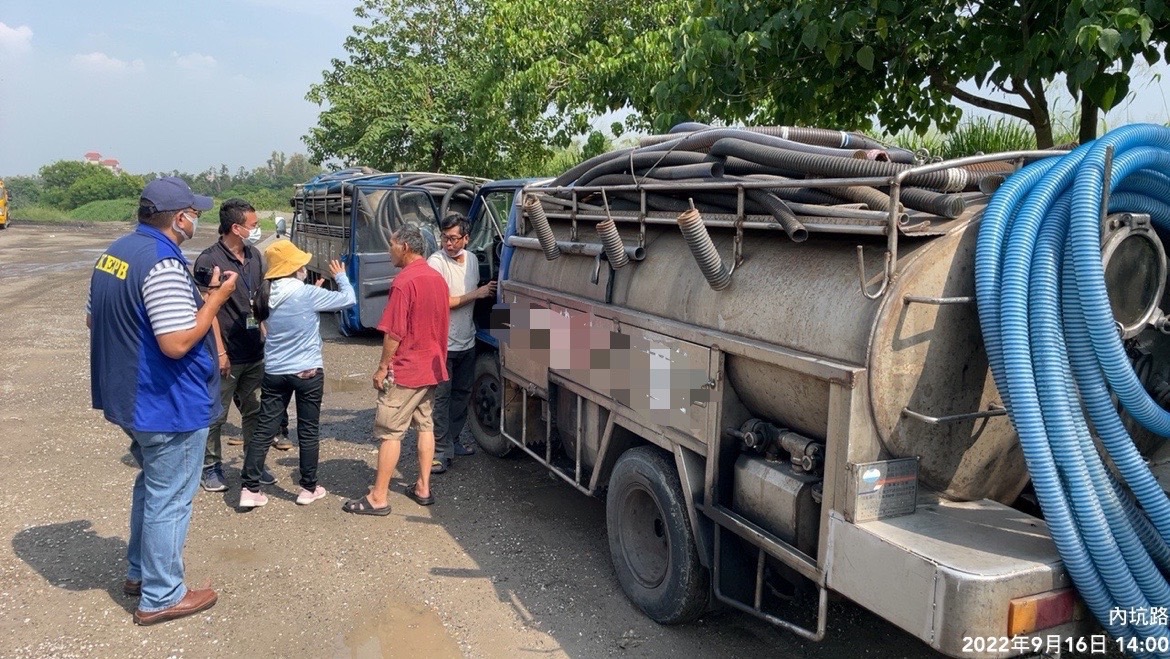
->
[0,221,959,658]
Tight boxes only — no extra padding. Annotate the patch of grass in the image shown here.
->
[70,197,139,222]
[941,116,1036,157]
[10,204,72,222]
[885,130,946,159]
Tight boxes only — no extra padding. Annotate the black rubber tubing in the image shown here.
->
[548,147,636,188]
[640,127,871,160]
[574,151,710,188]
[708,137,969,192]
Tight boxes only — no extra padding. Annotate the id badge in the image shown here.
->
[246,313,259,330]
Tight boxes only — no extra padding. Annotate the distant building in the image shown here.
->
[82,152,122,174]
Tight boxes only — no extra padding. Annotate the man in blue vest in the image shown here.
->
[88,176,237,625]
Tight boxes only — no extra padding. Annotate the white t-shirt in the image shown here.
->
[427,250,478,351]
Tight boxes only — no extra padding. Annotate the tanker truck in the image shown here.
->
[464,124,1170,658]
[289,169,486,334]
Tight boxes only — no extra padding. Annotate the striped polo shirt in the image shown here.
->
[89,224,221,433]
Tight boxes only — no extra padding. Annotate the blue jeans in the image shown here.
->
[125,428,206,612]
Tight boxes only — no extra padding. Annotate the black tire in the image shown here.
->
[606,446,709,624]
[468,352,512,457]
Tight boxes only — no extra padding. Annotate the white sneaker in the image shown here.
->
[239,489,268,508]
[296,486,328,505]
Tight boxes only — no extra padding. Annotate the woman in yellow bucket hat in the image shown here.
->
[238,240,355,508]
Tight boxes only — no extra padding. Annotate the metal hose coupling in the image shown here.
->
[676,207,731,290]
[595,218,629,269]
[522,196,560,260]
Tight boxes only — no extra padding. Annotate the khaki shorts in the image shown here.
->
[373,383,436,441]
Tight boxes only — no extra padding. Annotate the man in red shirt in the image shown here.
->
[344,224,449,515]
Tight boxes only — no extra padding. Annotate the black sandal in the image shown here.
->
[404,483,435,506]
[341,495,392,516]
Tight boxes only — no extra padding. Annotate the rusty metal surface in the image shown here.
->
[507,202,1022,501]
[869,217,1028,503]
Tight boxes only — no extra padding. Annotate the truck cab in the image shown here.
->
[289,170,485,335]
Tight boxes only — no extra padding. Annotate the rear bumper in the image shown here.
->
[825,498,1094,658]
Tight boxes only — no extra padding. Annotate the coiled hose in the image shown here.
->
[522,196,560,260]
[595,219,629,269]
[709,137,971,192]
[676,207,731,290]
[976,124,1170,657]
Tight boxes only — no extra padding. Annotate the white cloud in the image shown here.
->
[0,22,33,55]
[71,51,145,74]
[174,52,217,73]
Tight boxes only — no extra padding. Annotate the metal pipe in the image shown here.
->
[507,235,645,261]
[677,207,732,290]
[542,210,894,235]
[522,196,560,260]
[901,406,1007,425]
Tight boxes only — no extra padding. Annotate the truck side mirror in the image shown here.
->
[275,216,287,238]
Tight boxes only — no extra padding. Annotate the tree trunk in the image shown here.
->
[430,132,445,172]
[1079,95,1099,144]
[1021,78,1053,149]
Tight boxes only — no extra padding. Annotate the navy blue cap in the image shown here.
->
[141,176,213,212]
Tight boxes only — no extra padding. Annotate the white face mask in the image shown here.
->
[245,226,262,245]
[295,268,308,281]
[173,211,198,241]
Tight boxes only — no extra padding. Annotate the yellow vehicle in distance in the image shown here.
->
[0,179,8,229]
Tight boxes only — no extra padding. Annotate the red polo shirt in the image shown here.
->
[377,258,450,387]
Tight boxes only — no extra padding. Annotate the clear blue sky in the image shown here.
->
[0,2,1167,177]
[0,0,357,176]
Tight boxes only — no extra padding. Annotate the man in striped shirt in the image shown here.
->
[89,176,237,626]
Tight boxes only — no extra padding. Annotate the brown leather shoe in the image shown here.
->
[132,587,218,626]
[122,579,141,597]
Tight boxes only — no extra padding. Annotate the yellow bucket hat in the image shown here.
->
[265,239,312,279]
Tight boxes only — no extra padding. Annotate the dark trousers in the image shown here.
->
[243,369,324,492]
[434,348,476,462]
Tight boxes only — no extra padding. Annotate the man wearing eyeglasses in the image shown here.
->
[88,176,236,625]
[426,214,497,473]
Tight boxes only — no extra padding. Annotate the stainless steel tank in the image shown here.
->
[507,202,1028,503]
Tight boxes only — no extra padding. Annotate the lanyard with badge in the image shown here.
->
[236,253,260,331]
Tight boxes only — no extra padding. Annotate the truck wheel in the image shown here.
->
[607,446,709,624]
[468,352,512,457]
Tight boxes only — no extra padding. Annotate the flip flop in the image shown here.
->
[404,483,435,506]
[342,495,392,516]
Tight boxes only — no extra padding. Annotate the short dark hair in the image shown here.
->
[440,213,469,238]
[138,199,178,229]
[219,198,256,235]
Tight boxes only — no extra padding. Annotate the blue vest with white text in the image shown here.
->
[89,224,220,433]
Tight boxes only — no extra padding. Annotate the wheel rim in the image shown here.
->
[472,372,501,436]
[619,486,670,589]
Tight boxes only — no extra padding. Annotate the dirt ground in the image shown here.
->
[0,221,955,658]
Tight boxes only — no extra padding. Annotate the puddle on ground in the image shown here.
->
[215,546,265,567]
[334,599,461,658]
[324,376,369,395]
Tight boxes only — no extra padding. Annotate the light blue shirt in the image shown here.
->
[263,273,356,375]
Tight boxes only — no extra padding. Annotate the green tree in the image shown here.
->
[658,0,1169,147]
[39,160,145,209]
[283,153,323,185]
[3,175,43,209]
[482,0,683,140]
[39,160,95,206]
[305,0,551,177]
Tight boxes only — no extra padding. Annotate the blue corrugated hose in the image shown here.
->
[976,124,1170,657]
